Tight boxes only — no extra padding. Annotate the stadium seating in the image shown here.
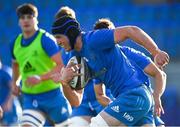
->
[0,1,179,63]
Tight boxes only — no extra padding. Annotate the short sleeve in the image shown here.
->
[93,78,103,85]
[121,46,152,69]
[85,29,115,50]
[41,32,60,57]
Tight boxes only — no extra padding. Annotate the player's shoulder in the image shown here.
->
[41,29,56,43]
[84,29,113,37]
[83,29,114,44]
[40,29,58,48]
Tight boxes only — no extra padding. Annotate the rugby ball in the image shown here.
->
[67,56,90,90]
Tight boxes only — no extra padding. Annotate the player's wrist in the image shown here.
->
[33,75,42,81]
[40,74,52,81]
[153,92,161,99]
[151,48,161,57]
[37,75,45,82]
[59,78,67,85]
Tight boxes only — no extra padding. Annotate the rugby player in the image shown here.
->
[51,15,169,126]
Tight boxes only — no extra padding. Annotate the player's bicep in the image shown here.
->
[42,33,60,57]
[114,26,130,43]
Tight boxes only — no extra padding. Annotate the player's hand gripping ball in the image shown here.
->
[67,56,90,90]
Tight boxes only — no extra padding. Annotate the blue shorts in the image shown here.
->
[104,85,154,126]
[22,88,71,124]
[71,100,104,117]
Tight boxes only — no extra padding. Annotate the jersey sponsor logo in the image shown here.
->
[111,105,119,113]
[23,61,36,73]
[123,112,134,122]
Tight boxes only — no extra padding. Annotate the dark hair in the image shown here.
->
[55,6,75,20]
[94,18,115,30]
[16,3,38,18]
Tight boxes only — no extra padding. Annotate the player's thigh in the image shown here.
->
[90,111,126,127]
[68,116,91,127]
[69,103,95,126]
[20,109,46,127]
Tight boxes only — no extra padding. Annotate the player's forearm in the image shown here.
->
[96,95,112,107]
[62,84,83,107]
[125,26,160,57]
[153,71,166,98]
[40,64,63,81]
[40,53,64,81]
[12,61,20,83]
[0,106,3,119]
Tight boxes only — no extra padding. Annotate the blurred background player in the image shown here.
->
[0,106,3,119]
[93,18,165,127]
[52,15,169,126]
[10,3,78,126]
[0,58,19,126]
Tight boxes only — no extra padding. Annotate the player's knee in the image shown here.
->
[20,109,45,127]
[89,114,109,127]
[55,119,70,127]
[68,116,89,127]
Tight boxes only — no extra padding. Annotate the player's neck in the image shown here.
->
[22,28,38,39]
[74,34,82,52]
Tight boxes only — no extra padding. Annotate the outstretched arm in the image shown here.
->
[12,60,21,96]
[121,46,166,116]
[144,63,166,117]
[0,106,3,119]
[114,26,169,66]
